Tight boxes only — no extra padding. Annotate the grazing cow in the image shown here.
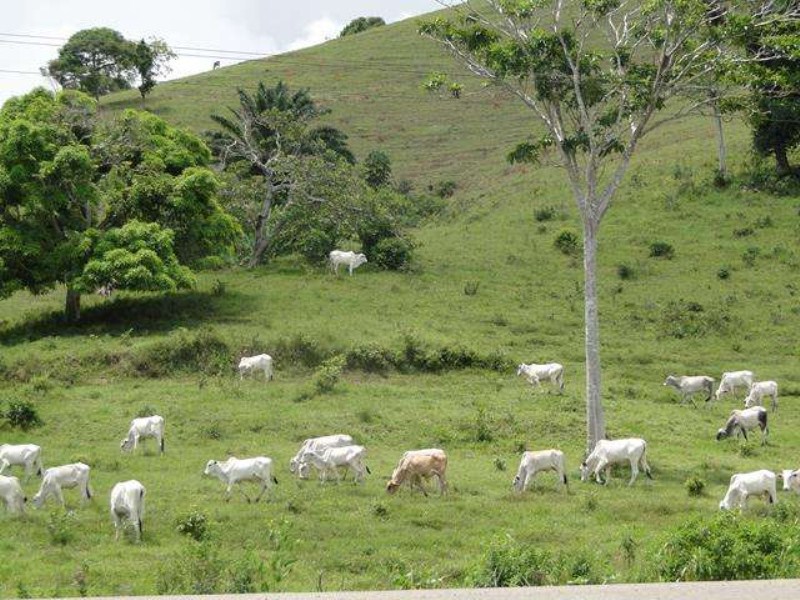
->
[110,480,145,541]
[300,445,370,484]
[716,407,768,445]
[0,475,26,514]
[663,375,715,406]
[329,250,368,276]
[204,456,278,502]
[714,370,755,401]
[386,448,448,496]
[513,449,567,492]
[32,463,92,508]
[212,60,221,69]
[744,381,779,412]
[238,354,274,381]
[290,434,354,479]
[121,415,165,455]
[719,470,777,510]
[516,362,565,392]
[0,443,43,481]
[580,438,652,486]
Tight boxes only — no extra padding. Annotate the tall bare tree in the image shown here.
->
[421,0,798,451]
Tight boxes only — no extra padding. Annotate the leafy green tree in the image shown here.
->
[363,150,392,188]
[132,38,176,102]
[211,81,356,266]
[45,28,137,99]
[0,89,239,321]
[340,17,385,37]
[421,0,798,451]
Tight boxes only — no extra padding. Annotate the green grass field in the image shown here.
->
[2,9,800,598]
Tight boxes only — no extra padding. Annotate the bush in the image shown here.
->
[684,476,705,497]
[363,149,392,188]
[340,16,385,37]
[372,236,414,270]
[534,206,558,222]
[554,229,580,256]
[132,329,231,377]
[717,267,730,280]
[432,180,457,198]
[733,227,755,238]
[463,280,480,296]
[649,241,675,259]
[742,246,760,267]
[617,264,635,280]
[659,299,733,339]
[312,355,346,395]
[176,508,210,541]
[4,400,43,430]
[346,343,396,373]
[47,510,76,546]
[466,535,558,587]
[272,333,330,368]
[656,512,800,581]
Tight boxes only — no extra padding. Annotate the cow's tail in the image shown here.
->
[86,485,93,500]
[272,475,279,485]
[160,437,165,455]
[759,409,769,436]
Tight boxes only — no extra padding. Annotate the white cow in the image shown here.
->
[663,375,715,406]
[121,415,165,455]
[744,381,779,412]
[204,456,278,502]
[516,362,565,392]
[290,434,354,479]
[0,443,43,481]
[714,370,755,401]
[719,470,777,510]
[238,354,274,381]
[301,445,370,484]
[716,407,768,445]
[0,475,26,514]
[110,480,145,541]
[580,438,652,486]
[329,250,368,276]
[32,463,92,508]
[513,449,567,492]
[386,449,448,495]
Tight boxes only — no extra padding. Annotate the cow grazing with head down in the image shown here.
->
[121,415,165,455]
[513,449,567,492]
[0,474,26,514]
[290,434,354,479]
[516,363,565,392]
[329,250,367,276]
[204,456,278,502]
[386,449,448,496]
[580,438,652,486]
[110,480,145,541]
[0,444,43,482]
[719,470,777,510]
[715,370,755,401]
[716,407,768,445]
[744,381,779,412]
[32,463,92,508]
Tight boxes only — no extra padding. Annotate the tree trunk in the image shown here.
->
[583,218,606,452]
[65,287,81,322]
[248,184,275,268]
[774,145,792,177]
[712,100,727,178]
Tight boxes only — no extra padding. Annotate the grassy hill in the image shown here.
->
[2,9,800,597]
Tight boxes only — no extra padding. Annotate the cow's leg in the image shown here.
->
[413,475,428,496]
[254,480,267,503]
[628,460,639,486]
[55,486,65,507]
[523,471,535,491]
[113,514,123,541]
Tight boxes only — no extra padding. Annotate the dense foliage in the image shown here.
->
[340,17,386,37]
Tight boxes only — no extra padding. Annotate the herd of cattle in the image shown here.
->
[0,356,795,539]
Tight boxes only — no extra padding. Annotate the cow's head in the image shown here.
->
[515,364,525,376]
[512,475,524,492]
[385,480,401,495]
[579,461,590,482]
[120,438,133,452]
[203,460,218,475]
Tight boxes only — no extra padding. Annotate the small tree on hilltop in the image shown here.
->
[132,38,176,103]
[421,0,798,451]
[340,17,386,37]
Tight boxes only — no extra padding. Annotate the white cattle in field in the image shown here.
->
[0,443,43,481]
[110,480,145,541]
[121,415,165,455]
[513,449,567,492]
[744,381,779,412]
[714,370,755,401]
[238,354,274,381]
[329,250,367,276]
[301,445,370,484]
[516,362,565,392]
[663,375,715,406]
[204,456,278,502]
[580,438,652,486]
[290,434,354,479]
[0,475,26,514]
[386,448,448,495]
[716,407,768,445]
[32,463,92,508]
[719,470,777,510]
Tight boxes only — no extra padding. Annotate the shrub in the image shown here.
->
[649,241,675,259]
[132,329,231,377]
[4,400,43,430]
[312,355,346,395]
[616,264,635,280]
[136,404,158,418]
[472,407,494,443]
[659,299,733,339]
[742,246,760,267]
[176,508,210,541]
[340,16,385,37]
[29,373,52,394]
[717,267,730,280]
[346,343,396,373]
[554,229,580,256]
[733,227,755,238]
[272,333,329,368]
[47,510,76,546]
[684,475,705,497]
[656,512,800,581]
[534,205,558,222]
[466,536,558,587]
[432,180,457,198]
[493,457,507,472]
[363,149,392,188]
[211,278,226,296]
[372,236,414,270]
[156,540,226,594]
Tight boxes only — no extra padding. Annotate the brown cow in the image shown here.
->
[386,449,447,496]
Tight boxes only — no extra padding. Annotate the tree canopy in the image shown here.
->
[340,17,386,37]
[0,89,239,320]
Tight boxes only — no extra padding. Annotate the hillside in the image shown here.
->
[2,8,800,597]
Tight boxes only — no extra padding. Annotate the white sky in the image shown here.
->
[0,1,443,106]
